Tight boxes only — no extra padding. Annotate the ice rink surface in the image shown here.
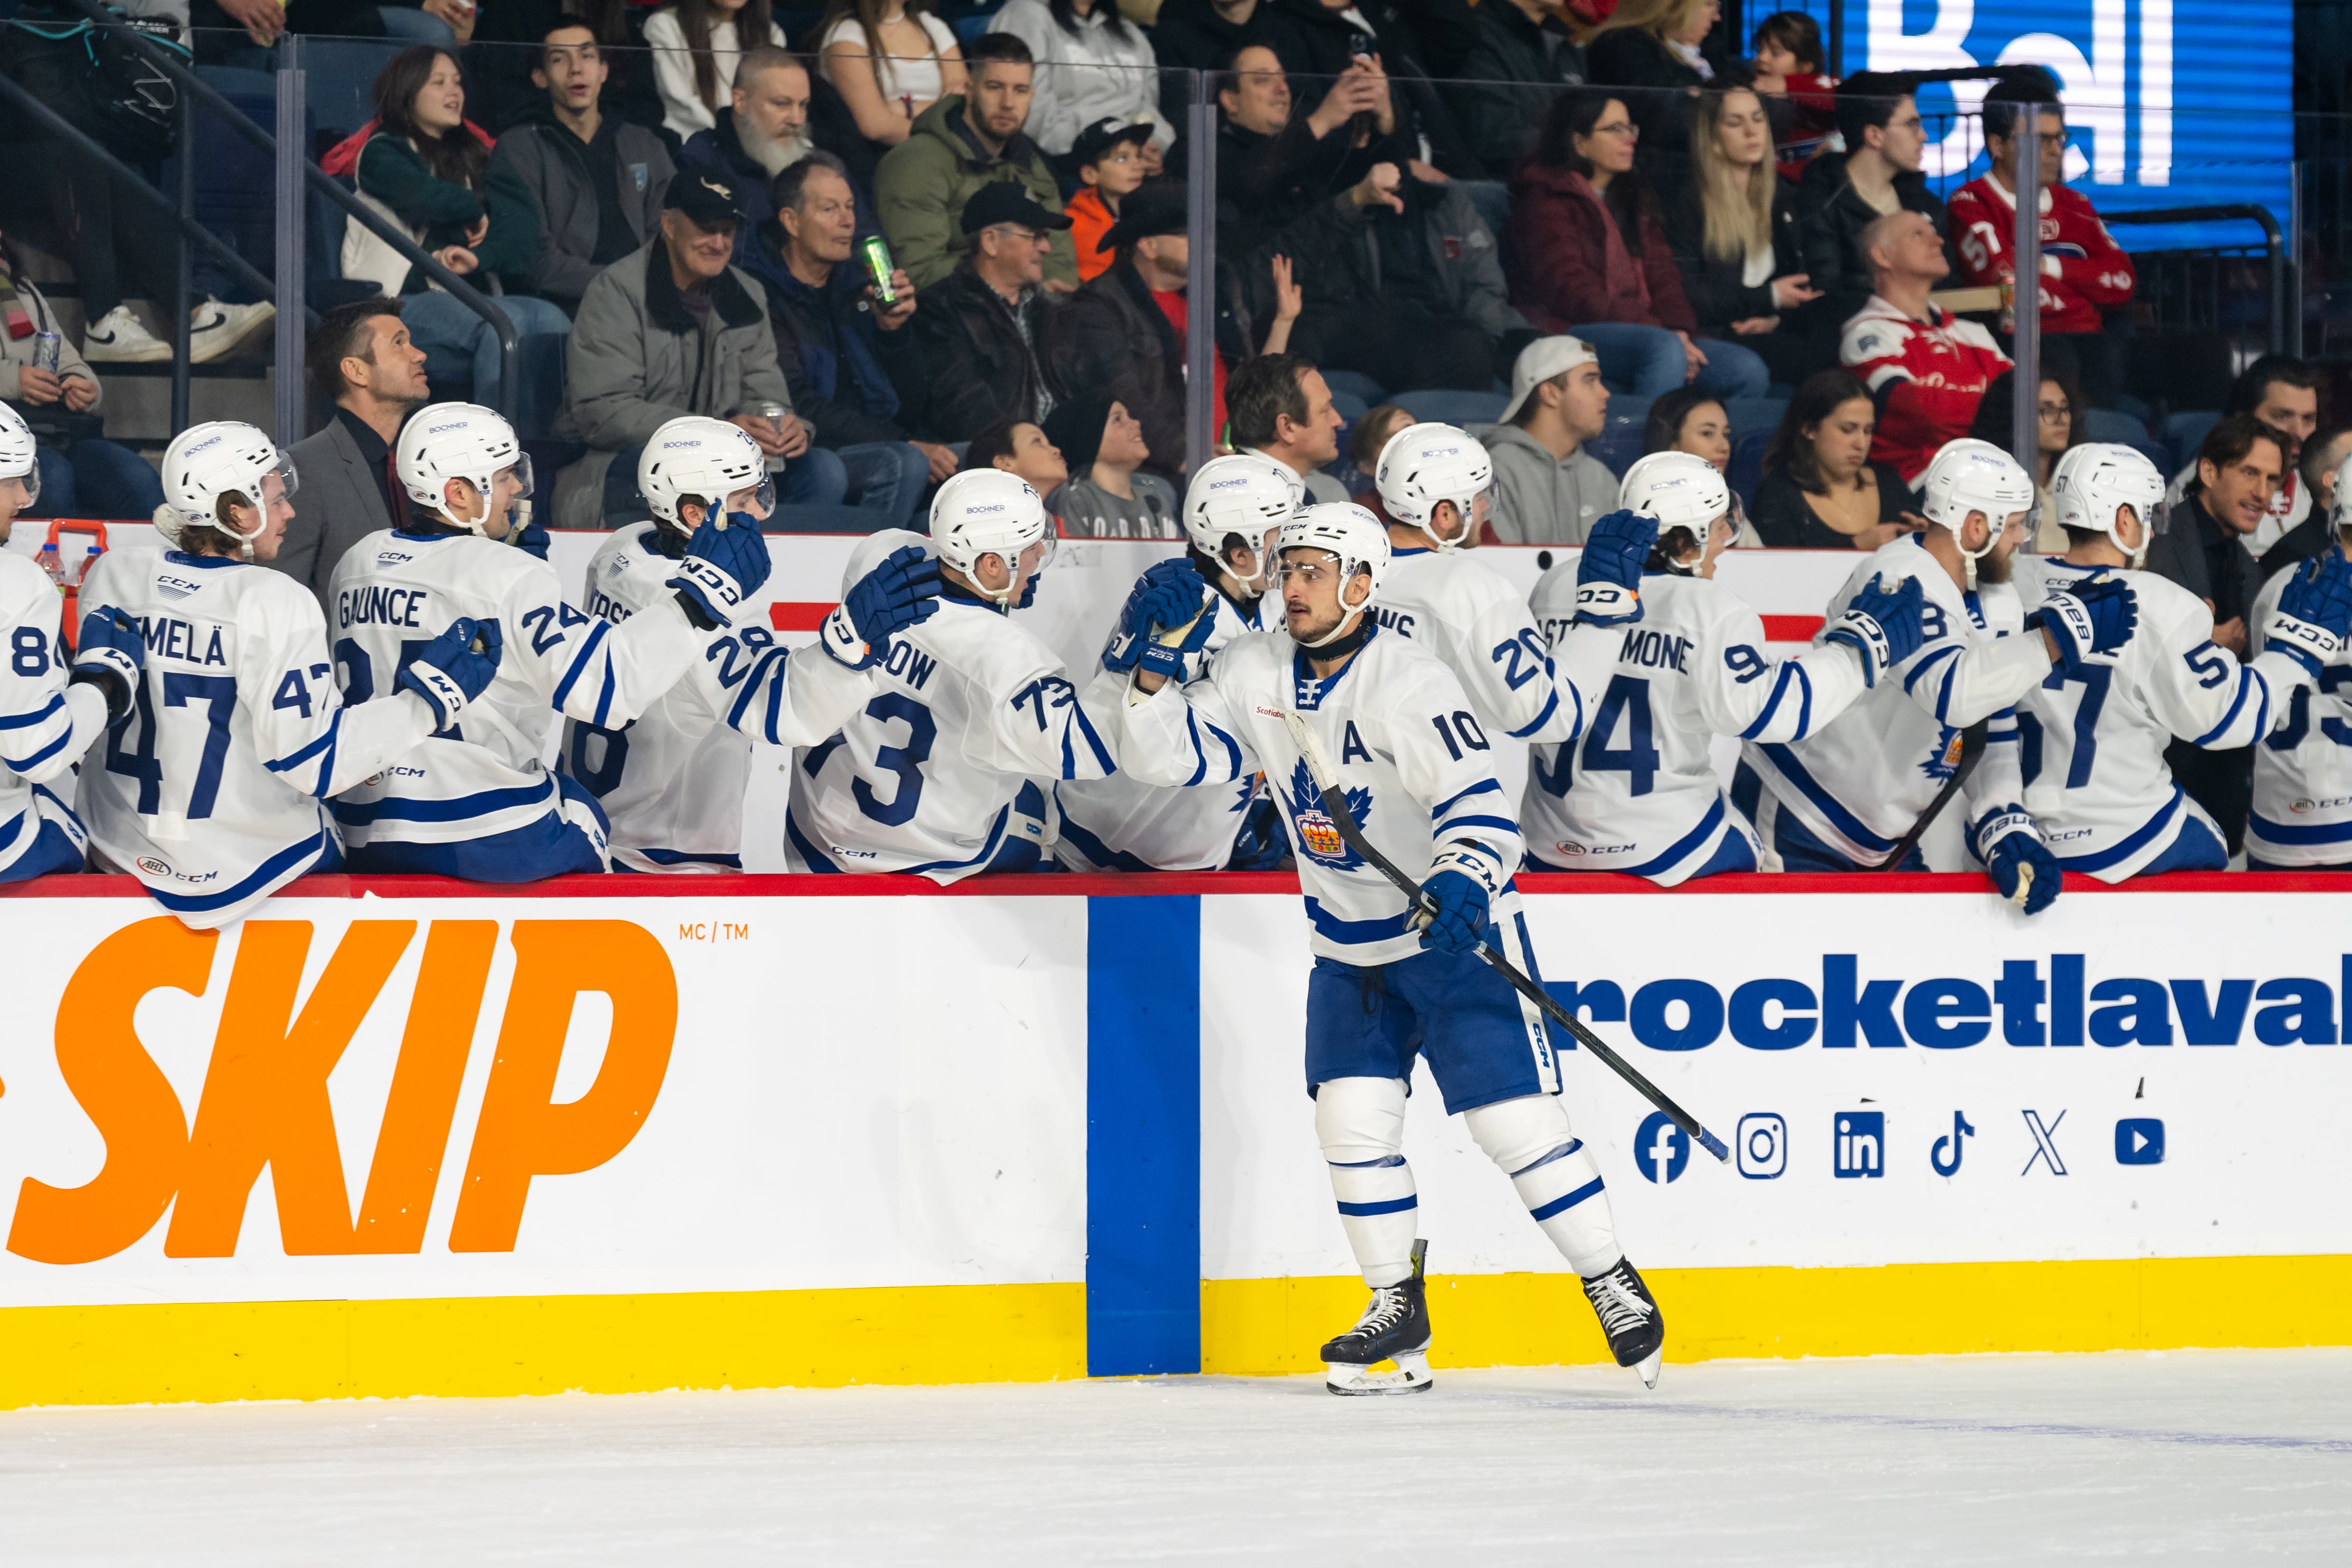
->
[6,1349,2349,1564]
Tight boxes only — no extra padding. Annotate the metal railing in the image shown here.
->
[2104,205,2293,357]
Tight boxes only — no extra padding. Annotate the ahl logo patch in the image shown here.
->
[1284,757,1370,870]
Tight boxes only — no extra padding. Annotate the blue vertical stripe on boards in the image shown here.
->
[1085,895,1202,1375]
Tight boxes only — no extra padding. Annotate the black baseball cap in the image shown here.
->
[1070,117,1155,167]
[960,180,1074,236]
[1098,184,1188,252]
[666,172,743,226]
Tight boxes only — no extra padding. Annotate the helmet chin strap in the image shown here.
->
[1297,582,1372,649]
[1953,519,1998,591]
[1424,503,1472,553]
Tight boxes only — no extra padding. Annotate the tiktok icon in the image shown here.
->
[1931,1111,1976,1176]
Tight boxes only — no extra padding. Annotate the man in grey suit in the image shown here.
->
[274,300,430,611]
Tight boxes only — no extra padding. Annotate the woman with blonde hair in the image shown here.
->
[816,0,965,148]
[1663,78,1824,387]
[1584,0,1721,168]
[643,0,792,140]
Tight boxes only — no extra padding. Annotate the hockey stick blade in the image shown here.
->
[1874,720,1989,872]
[1279,708,1731,1164]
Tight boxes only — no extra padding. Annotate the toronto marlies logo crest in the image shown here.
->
[1284,758,1371,870]
[1920,724,1964,783]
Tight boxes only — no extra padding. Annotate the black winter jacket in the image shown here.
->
[1791,151,1955,340]
[1446,1,1587,177]
[896,262,1061,441]
[1661,174,1805,336]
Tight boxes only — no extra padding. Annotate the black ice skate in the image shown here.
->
[1322,1239,1434,1395]
[1583,1258,1665,1389]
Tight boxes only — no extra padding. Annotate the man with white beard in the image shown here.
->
[677,47,848,298]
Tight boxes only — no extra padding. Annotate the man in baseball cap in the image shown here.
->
[1484,336,1617,545]
[1043,184,1194,480]
[896,183,1073,439]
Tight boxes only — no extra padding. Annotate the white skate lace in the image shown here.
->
[1347,1285,1412,1339]
[1588,1274,1654,1338]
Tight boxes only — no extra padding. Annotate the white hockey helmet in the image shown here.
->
[1920,437,2034,535]
[2051,442,2168,567]
[638,415,774,534]
[2332,450,2352,537]
[931,468,1051,607]
[0,402,38,517]
[1375,421,1492,547]
[1276,501,1389,645]
[156,420,296,557]
[396,402,533,535]
[1183,452,1301,578]
[1617,450,1732,566]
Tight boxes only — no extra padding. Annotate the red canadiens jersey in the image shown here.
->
[1839,296,2013,484]
[1947,176,2137,336]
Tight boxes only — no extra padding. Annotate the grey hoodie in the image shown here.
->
[1474,422,1617,545]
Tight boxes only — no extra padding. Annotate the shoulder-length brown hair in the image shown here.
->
[670,0,781,112]
[372,47,485,191]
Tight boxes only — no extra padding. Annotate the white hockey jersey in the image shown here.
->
[2246,561,2352,867]
[75,549,442,926]
[1739,535,2048,866]
[1522,566,1876,883]
[327,528,716,862]
[1114,622,1525,966]
[1054,581,1269,871]
[2012,554,2311,879]
[787,588,1117,881]
[1373,546,1585,743]
[561,524,876,872]
[0,549,105,878]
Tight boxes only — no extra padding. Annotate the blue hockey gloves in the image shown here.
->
[1415,848,1499,955]
[1972,803,2060,915]
[510,513,551,559]
[2029,573,2139,677]
[668,512,774,628]
[1573,509,1656,627]
[1104,559,1205,673]
[69,605,144,726]
[2266,548,2352,678]
[1824,573,1927,688]
[399,616,504,730]
[824,545,942,669]
[1137,596,1218,683]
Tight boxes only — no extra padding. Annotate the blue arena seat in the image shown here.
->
[1320,369,1388,406]
[1724,397,1788,439]
[2164,410,2223,474]
[2082,408,2151,446]
[1395,388,1508,427]
[1728,428,1773,509]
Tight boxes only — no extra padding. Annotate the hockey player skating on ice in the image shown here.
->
[329,403,774,878]
[787,470,1116,878]
[0,403,134,881]
[1524,453,1929,882]
[75,421,500,925]
[561,418,942,871]
[2009,444,2352,879]
[1055,453,1300,871]
[2247,453,2352,870]
[1732,439,2135,908]
[1109,502,1668,1393]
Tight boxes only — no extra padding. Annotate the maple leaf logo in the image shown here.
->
[1283,757,1372,870]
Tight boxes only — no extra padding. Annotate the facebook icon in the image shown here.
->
[1835,1111,1885,1179]
[1635,1110,1691,1184]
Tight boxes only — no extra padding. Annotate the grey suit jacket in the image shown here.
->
[277,416,396,614]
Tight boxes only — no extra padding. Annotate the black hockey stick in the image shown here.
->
[1280,708,1731,1164]
[1874,720,1989,871]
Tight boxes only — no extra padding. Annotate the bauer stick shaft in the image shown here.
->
[1280,708,1731,1164]
[1874,720,1988,872]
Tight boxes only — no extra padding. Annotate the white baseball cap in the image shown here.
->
[1497,335,1601,424]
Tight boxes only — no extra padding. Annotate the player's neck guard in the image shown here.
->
[1300,609,1374,661]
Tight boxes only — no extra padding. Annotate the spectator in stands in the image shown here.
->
[488,23,676,318]
[554,171,842,527]
[985,0,1174,168]
[1255,0,1482,176]
[2146,414,2290,856]
[1504,92,1769,398]
[1946,72,2137,410]
[353,49,571,411]
[875,33,1078,290]
[1664,79,1824,388]
[1211,46,1400,253]
[1966,369,2081,550]
[643,0,791,142]
[1748,10,1835,182]
[1227,351,1348,503]
[1346,402,1412,508]
[897,183,1068,440]
[2170,355,2325,557]
[1045,394,1181,536]
[676,49,865,298]
[0,237,163,521]
[1794,71,1948,341]
[1475,334,1616,545]
[1447,0,1588,178]
[1641,385,1756,545]
[1150,0,1285,131]
[963,414,1069,499]
[468,0,666,137]
[277,299,430,605]
[758,152,945,526]
[815,0,964,150]
[1043,185,1192,482]
[1066,118,1155,281]
[2255,423,2352,583]
[1748,367,1915,549]
[1582,0,1721,173]
[1838,210,2010,483]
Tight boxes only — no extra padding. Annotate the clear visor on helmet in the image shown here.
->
[498,453,534,505]
[3,461,41,508]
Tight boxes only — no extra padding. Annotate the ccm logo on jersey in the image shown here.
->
[5,917,678,1266]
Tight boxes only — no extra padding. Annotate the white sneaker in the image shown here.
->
[188,299,276,364]
[81,305,171,364]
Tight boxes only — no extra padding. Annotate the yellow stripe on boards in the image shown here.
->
[0,1282,1086,1410]
[1199,1256,2352,1376]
